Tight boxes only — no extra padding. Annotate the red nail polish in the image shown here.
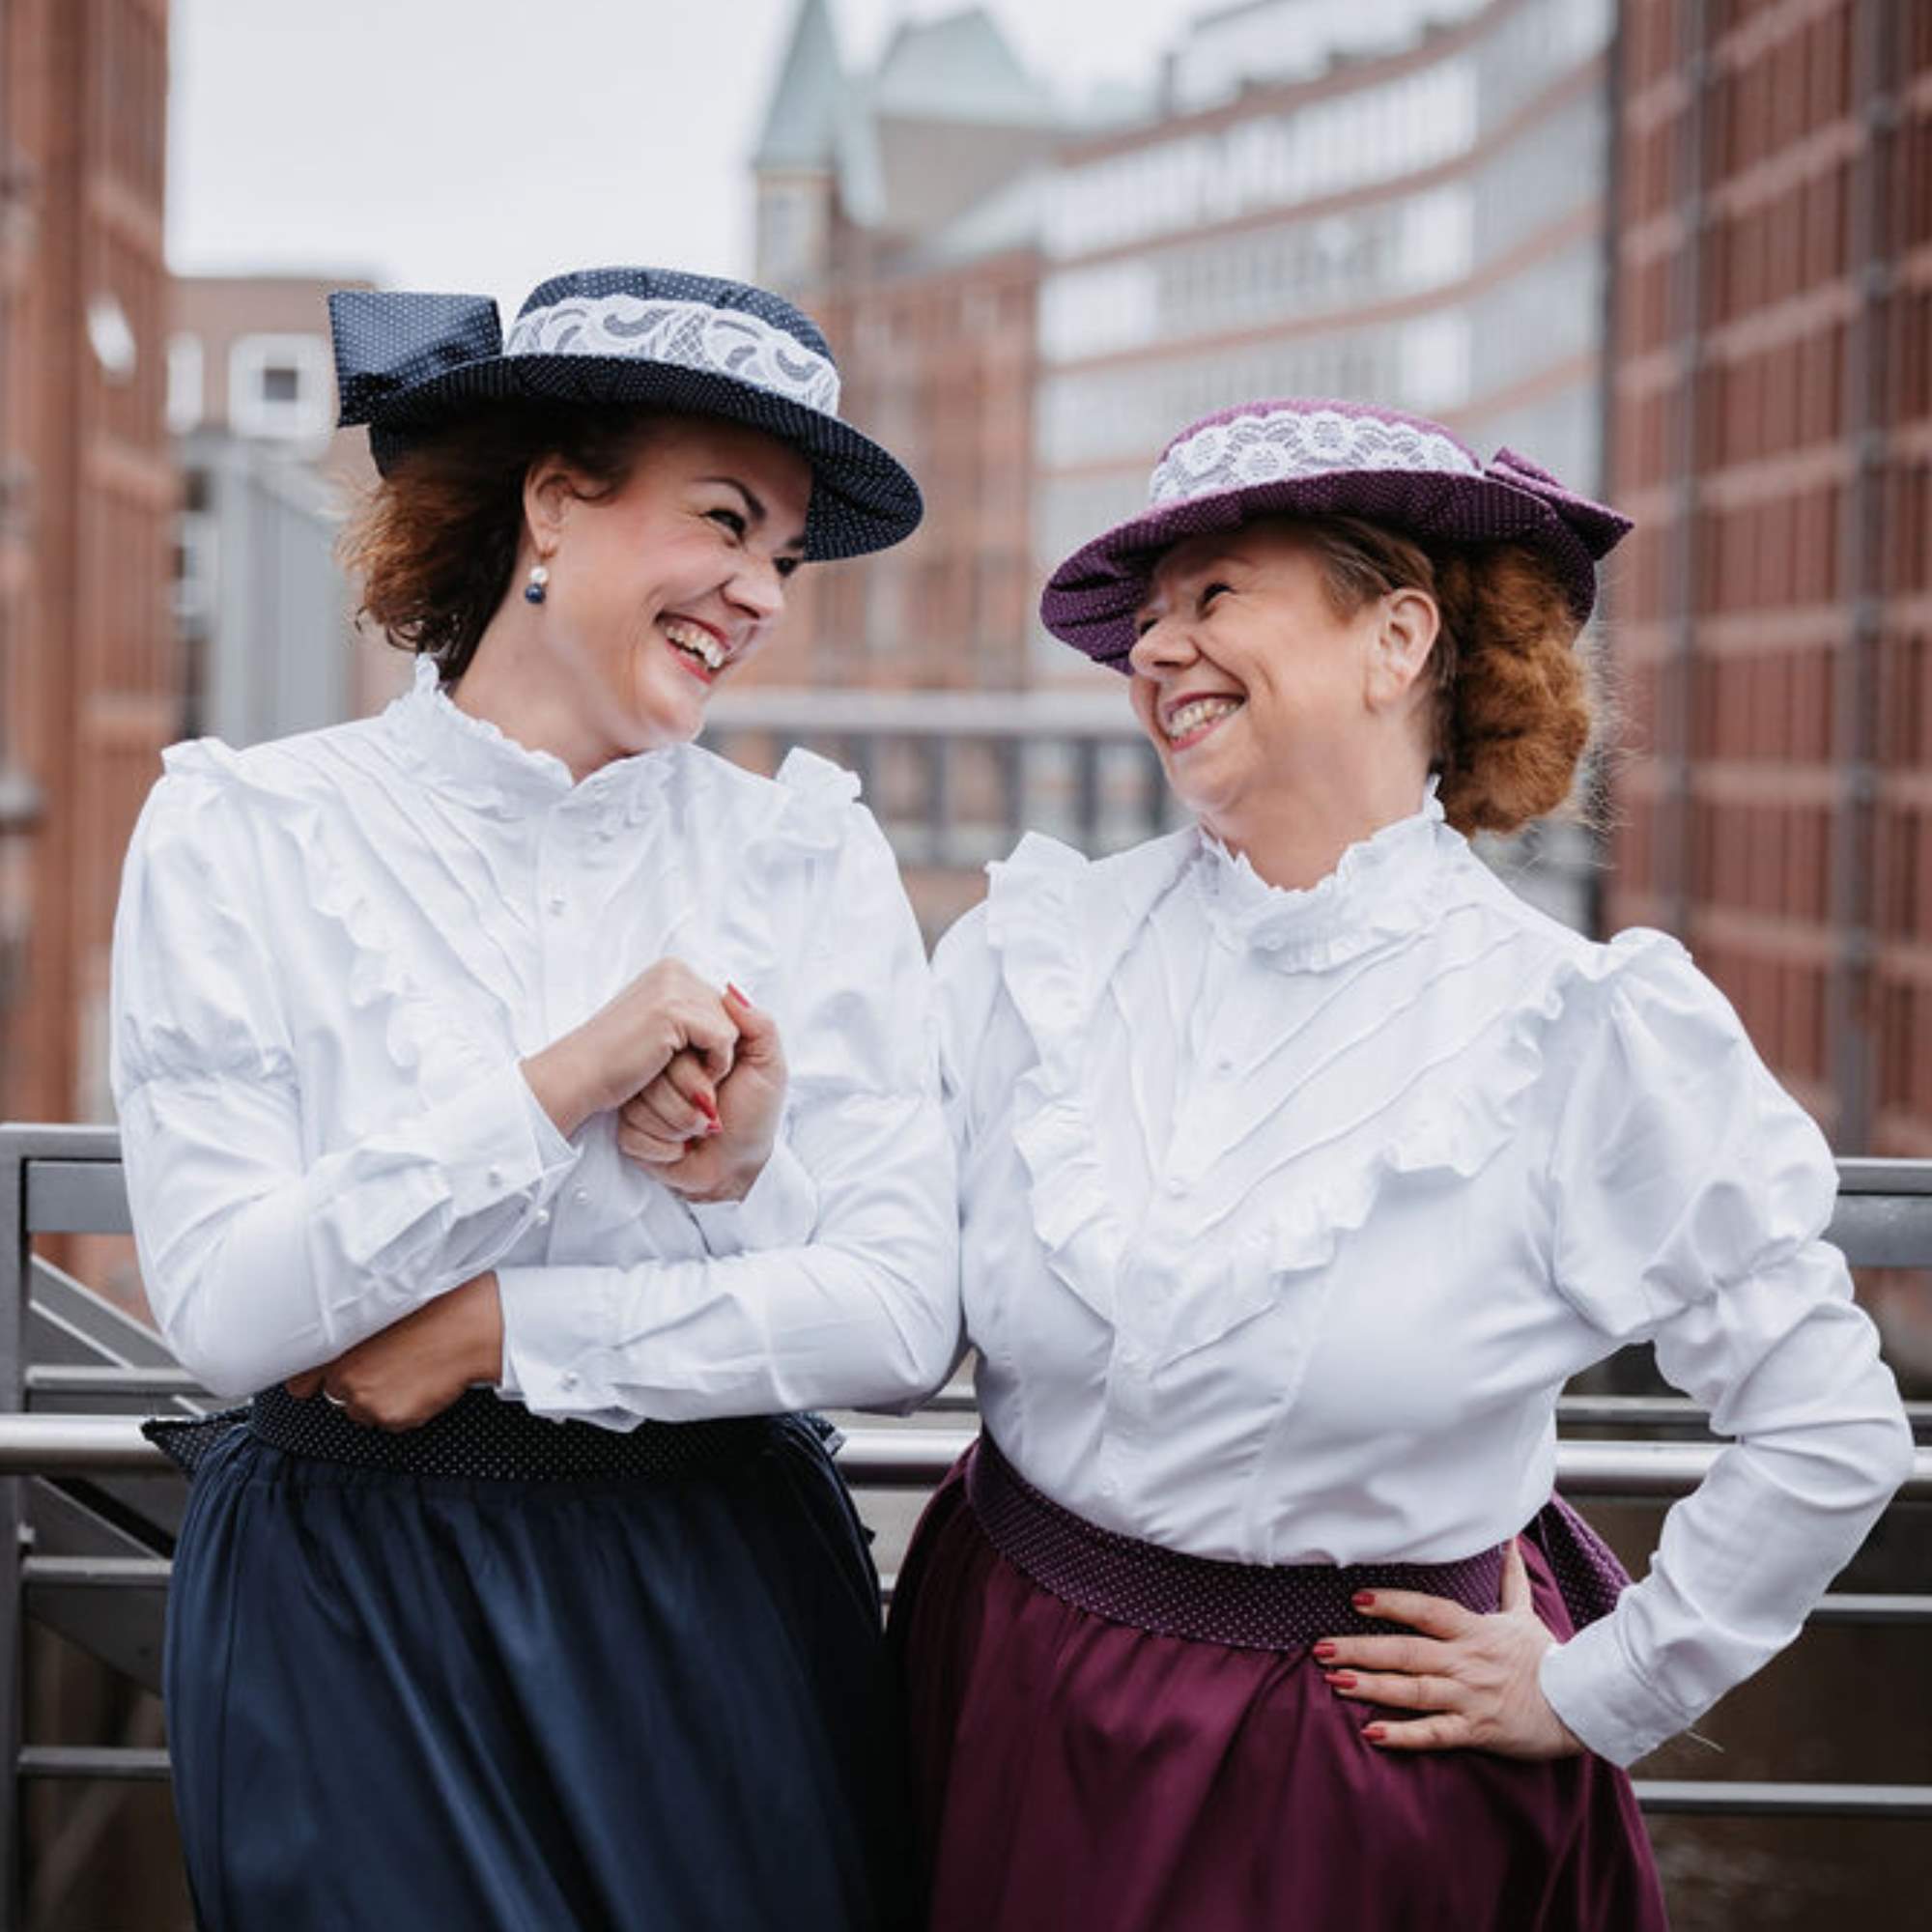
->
[694,1092,720,1125]
[1364,1723,1387,1744]
[1352,1591,1376,1609]
[1313,1640,1338,1661]
[725,981,752,1008]
[1326,1672,1357,1690]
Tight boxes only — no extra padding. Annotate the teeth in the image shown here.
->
[663,620,725,670]
[1164,697,1242,742]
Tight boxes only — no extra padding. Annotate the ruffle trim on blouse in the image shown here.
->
[160,738,500,1089]
[1170,923,1691,1359]
[1196,786,1461,973]
[387,659,675,830]
[984,828,1691,1351]
[983,832,1194,1326]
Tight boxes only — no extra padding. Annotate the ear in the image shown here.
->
[1365,586,1440,715]
[522,454,582,558]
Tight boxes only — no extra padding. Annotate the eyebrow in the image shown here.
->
[700,475,808,554]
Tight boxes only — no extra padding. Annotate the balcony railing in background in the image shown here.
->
[2,1124,1930,1925]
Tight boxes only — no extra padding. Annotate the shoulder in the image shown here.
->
[154,715,395,822]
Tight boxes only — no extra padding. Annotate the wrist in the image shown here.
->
[522,1038,599,1139]
[466,1272,504,1383]
[691,1140,777,1205]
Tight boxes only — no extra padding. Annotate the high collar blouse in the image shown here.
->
[109,660,959,1425]
[937,789,1912,1767]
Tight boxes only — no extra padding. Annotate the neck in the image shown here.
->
[452,611,620,784]
[1204,761,1432,892]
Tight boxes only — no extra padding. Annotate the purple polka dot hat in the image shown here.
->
[1039,397,1633,670]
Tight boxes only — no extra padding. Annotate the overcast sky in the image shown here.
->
[168,0,1202,313]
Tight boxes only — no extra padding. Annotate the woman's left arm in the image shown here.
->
[1321,944,1914,1764]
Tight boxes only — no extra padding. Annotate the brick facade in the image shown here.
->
[1607,0,1931,1151]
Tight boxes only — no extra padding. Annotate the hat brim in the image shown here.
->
[1040,469,1605,670]
[364,355,923,561]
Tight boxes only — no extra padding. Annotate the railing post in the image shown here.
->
[1,1129,25,1924]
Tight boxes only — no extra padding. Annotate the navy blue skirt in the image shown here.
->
[154,1398,913,1930]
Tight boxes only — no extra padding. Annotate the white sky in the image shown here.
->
[167,0,1204,313]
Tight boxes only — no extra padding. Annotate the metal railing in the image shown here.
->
[3,1125,1931,1916]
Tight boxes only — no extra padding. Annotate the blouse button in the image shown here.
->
[534,1208,552,1228]
[572,1186,591,1207]
[547,893,567,915]
[487,1164,505,1189]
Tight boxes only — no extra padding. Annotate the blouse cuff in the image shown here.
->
[496,1264,618,1421]
[686,1139,818,1257]
[440,1063,581,1220]
[1537,1615,1694,1769]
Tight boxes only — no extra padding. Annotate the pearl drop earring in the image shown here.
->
[525,563,550,606]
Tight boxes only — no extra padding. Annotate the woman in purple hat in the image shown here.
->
[890,398,1913,1929]
[112,268,954,1929]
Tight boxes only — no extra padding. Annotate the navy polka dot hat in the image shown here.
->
[328,267,923,560]
[1040,397,1633,670]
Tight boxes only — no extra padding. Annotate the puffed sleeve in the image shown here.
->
[495,795,961,1421]
[1536,941,1914,1766]
[111,762,579,1397]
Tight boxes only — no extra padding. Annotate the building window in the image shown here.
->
[228,333,332,440]
[166,333,205,435]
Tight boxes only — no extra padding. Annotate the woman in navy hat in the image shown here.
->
[891,398,1915,1929]
[112,267,954,1929]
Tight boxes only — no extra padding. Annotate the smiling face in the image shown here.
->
[519,415,812,763]
[1127,519,1442,861]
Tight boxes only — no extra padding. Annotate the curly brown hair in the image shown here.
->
[338,403,665,683]
[1271,515,1596,838]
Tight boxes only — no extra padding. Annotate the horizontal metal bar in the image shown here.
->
[22,1555,171,1588]
[704,688,1136,741]
[0,1420,1927,1503]
[1634,1780,1932,1818]
[16,1746,171,1782]
[1807,1593,1932,1625]
[1834,1158,1932,1196]
[27,1365,206,1398]
[919,1390,1932,1435]
[24,1160,131,1236]
[0,1123,123,1164]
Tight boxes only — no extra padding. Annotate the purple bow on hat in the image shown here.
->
[1482,447,1632,559]
[328,290,503,427]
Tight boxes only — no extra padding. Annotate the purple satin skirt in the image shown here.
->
[890,1436,1668,1932]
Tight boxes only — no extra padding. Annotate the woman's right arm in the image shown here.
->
[111,771,721,1399]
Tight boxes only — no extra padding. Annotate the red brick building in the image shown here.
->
[750,1,1055,694]
[1606,0,1932,1153]
[0,0,178,1127]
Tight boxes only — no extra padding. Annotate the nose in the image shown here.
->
[1127,613,1199,679]
[725,553,787,625]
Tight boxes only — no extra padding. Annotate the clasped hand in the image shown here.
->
[1315,1539,1584,1759]
[287,960,785,1428]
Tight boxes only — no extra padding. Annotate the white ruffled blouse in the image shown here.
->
[109,660,959,1426]
[938,787,1914,1767]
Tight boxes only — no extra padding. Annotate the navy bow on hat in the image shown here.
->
[329,290,503,428]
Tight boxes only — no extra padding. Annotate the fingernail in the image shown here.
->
[725,981,753,1008]
[1313,1640,1338,1661]
[694,1092,720,1125]
[1352,1591,1376,1609]
[1325,1672,1358,1690]
[1363,1723,1388,1744]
